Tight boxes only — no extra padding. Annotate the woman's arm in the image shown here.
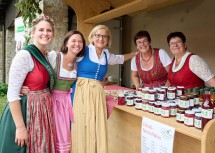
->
[9,101,28,147]
[132,71,141,89]
[206,77,215,88]
[123,52,138,61]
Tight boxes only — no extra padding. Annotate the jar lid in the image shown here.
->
[155,102,162,106]
[142,100,149,103]
[161,86,168,89]
[158,89,165,92]
[168,87,176,90]
[195,113,201,117]
[192,108,201,113]
[177,86,184,89]
[162,103,170,107]
[148,89,156,92]
[185,110,195,115]
[118,93,124,97]
[179,95,188,99]
[135,98,142,102]
[170,103,177,106]
[177,109,185,113]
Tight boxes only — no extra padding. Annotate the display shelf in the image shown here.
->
[108,104,215,153]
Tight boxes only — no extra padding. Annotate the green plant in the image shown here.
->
[15,0,42,45]
[0,83,8,97]
[0,96,7,117]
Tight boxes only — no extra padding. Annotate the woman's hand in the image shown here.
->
[20,86,30,96]
[15,124,28,147]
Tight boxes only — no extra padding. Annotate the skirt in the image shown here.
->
[51,89,74,153]
[71,78,108,153]
[0,89,56,153]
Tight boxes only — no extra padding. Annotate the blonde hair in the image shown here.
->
[88,25,112,48]
[31,14,55,33]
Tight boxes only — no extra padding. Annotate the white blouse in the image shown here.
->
[131,49,171,71]
[172,51,214,82]
[76,44,125,65]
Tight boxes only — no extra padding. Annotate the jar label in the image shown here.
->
[142,104,148,111]
[194,98,199,105]
[148,105,154,113]
[154,107,161,115]
[179,99,189,108]
[157,93,165,101]
[189,99,194,107]
[161,109,170,117]
[201,108,213,119]
[167,92,175,99]
[177,90,182,96]
[184,116,194,126]
[194,118,201,129]
[148,94,155,101]
[127,99,134,106]
[176,113,184,122]
[170,108,177,116]
[135,103,142,109]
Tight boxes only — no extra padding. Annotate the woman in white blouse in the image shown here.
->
[71,25,136,153]
[166,31,215,90]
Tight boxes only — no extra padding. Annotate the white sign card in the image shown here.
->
[141,117,175,153]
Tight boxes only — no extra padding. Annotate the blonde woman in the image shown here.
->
[71,25,136,153]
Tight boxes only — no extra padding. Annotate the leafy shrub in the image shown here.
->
[0,83,8,97]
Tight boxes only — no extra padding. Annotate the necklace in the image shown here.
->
[68,63,73,68]
[142,51,152,62]
[64,55,74,68]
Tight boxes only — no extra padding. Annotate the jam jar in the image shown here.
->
[135,99,142,110]
[157,89,166,101]
[176,109,185,123]
[154,102,162,116]
[148,102,154,113]
[184,110,195,127]
[179,95,190,109]
[142,100,149,112]
[176,86,184,97]
[117,93,125,105]
[142,88,149,100]
[170,103,177,117]
[161,103,170,118]
[187,94,194,108]
[126,95,134,106]
[194,113,202,129]
[167,87,176,100]
[192,93,200,107]
[148,89,156,102]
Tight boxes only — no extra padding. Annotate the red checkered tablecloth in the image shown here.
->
[105,85,133,118]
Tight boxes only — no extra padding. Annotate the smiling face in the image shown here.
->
[136,37,151,53]
[31,20,54,50]
[92,29,109,51]
[169,36,186,57]
[66,34,84,55]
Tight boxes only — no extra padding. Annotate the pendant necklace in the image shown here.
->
[64,55,74,68]
[142,50,152,62]
[68,63,73,68]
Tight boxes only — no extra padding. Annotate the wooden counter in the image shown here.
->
[107,105,215,153]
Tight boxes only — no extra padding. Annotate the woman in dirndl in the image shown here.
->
[0,14,56,153]
[71,25,137,153]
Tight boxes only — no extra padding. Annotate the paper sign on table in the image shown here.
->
[141,117,175,153]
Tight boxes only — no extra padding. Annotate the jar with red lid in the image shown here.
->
[118,93,125,105]
[136,87,142,98]
[161,103,170,118]
[154,102,162,115]
[126,95,134,106]
[148,89,156,102]
[176,109,185,123]
[179,95,190,109]
[184,110,195,127]
[176,86,184,97]
[157,89,165,101]
[194,113,201,129]
[154,87,160,100]
[135,99,142,110]
[170,103,177,117]
[167,87,176,100]
[148,102,154,113]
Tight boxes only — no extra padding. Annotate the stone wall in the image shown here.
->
[5,28,16,83]
[42,0,68,51]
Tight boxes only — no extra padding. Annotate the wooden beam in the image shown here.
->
[84,0,190,24]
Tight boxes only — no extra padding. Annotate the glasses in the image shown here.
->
[169,40,183,46]
[94,34,109,40]
[136,40,149,45]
